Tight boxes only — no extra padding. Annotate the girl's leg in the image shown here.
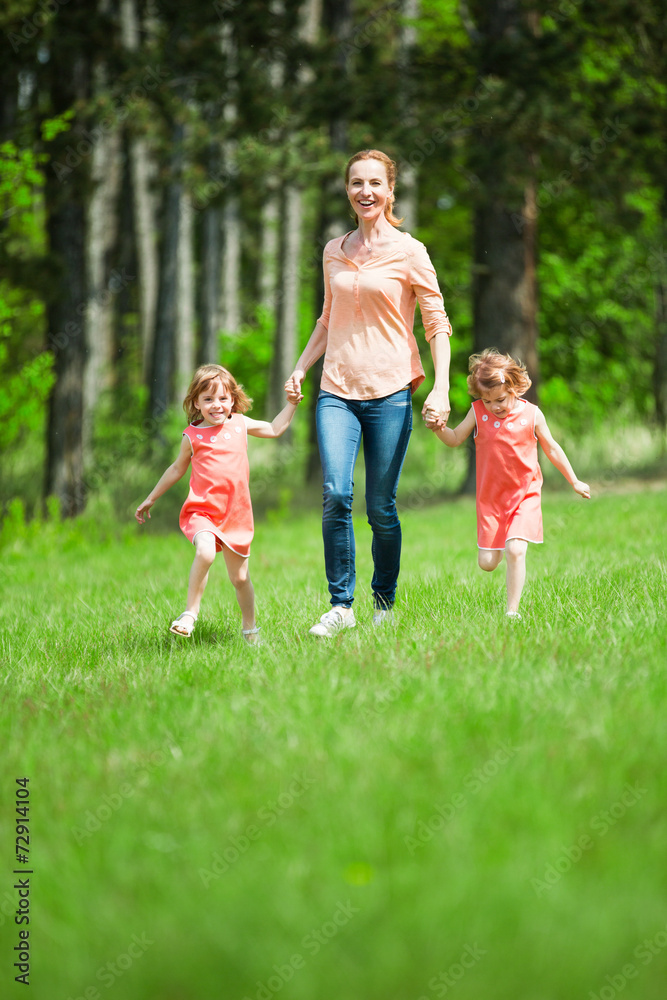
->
[504,538,528,614]
[316,392,363,608]
[186,531,217,613]
[478,548,503,572]
[361,388,412,609]
[221,546,255,631]
[172,531,217,634]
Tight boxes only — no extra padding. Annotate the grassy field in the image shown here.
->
[1,484,666,1000]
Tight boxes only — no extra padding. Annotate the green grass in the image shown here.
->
[1,487,666,1000]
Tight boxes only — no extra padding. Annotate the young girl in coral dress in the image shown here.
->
[136,365,300,643]
[426,349,590,620]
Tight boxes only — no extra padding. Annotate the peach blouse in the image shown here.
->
[317,231,452,400]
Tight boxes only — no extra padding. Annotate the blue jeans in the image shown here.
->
[316,388,413,609]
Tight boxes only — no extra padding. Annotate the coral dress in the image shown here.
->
[179,414,253,557]
[473,399,543,550]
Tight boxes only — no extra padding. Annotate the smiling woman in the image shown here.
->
[284,148,454,637]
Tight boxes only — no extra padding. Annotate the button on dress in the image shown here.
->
[473,399,543,550]
[179,414,253,557]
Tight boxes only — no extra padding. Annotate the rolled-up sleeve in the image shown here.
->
[316,249,332,330]
[409,241,452,342]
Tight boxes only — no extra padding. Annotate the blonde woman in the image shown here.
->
[286,149,453,636]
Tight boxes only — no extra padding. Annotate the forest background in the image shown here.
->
[1,0,666,530]
[1,5,666,996]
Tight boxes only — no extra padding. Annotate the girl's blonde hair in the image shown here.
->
[183,365,252,423]
[467,349,532,398]
[345,149,404,227]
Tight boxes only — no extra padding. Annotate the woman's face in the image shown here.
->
[346,158,394,225]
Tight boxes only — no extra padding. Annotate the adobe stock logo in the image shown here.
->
[6,0,70,53]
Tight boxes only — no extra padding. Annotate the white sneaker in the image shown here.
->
[309,608,356,637]
[506,611,523,622]
[372,608,394,627]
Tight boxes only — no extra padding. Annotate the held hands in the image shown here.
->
[135,499,154,523]
[422,391,451,431]
[423,406,440,431]
[284,370,305,404]
[572,480,591,500]
[285,386,302,406]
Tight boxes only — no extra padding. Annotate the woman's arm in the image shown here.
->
[422,332,451,428]
[534,411,590,498]
[285,247,331,400]
[409,241,453,427]
[425,406,475,447]
[284,321,328,400]
[245,401,299,439]
[135,435,192,522]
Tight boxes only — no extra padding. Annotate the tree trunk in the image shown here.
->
[260,192,279,311]
[219,22,241,338]
[268,183,302,417]
[257,3,289,317]
[306,0,350,480]
[199,145,222,362]
[130,140,159,380]
[220,179,241,336]
[653,206,667,434]
[472,178,539,390]
[461,0,540,494]
[175,189,195,400]
[120,0,158,381]
[460,177,539,494]
[46,198,87,517]
[149,123,184,421]
[83,120,122,451]
[83,0,122,450]
[398,0,420,231]
[44,44,91,516]
[268,0,322,429]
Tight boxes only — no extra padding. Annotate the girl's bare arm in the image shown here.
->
[245,400,299,439]
[426,406,476,447]
[535,411,590,498]
[135,436,192,522]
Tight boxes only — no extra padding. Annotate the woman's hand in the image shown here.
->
[284,369,305,403]
[422,390,451,429]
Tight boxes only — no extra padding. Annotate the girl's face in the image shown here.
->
[346,159,394,226]
[194,378,233,426]
[479,384,518,419]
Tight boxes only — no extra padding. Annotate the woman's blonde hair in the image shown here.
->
[345,149,404,227]
[467,349,532,398]
[183,364,252,423]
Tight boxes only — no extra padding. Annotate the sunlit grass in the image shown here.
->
[1,488,666,999]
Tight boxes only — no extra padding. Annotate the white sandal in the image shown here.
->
[242,626,263,646]
[169,612,198,637]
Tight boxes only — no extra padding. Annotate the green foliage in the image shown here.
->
[218,308,276,411]
[0,140,46,256]
[2,0,665,520]
[0,113,72,462]
[0,288,54,453]
[539,191,659,430]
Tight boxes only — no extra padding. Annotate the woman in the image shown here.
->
[285,149,452,637]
